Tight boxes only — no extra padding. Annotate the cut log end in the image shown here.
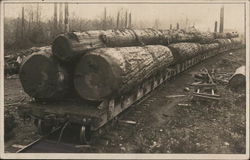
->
[52,35,72,61]
[19,53,68,99]
[74,54,122,101]
[228,66,246,90]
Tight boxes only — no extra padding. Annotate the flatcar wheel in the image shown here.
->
[79,125,91,144]
[37,119,52,135]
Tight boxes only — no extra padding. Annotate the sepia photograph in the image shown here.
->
[0,0,249,159]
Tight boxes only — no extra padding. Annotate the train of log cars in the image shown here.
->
[18,29,243,143]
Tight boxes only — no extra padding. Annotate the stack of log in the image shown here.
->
[18,28,242,102]
[52,29,240,64]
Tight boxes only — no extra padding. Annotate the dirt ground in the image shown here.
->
[4,48,246,153]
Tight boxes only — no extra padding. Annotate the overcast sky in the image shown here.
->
[4,3,245,32]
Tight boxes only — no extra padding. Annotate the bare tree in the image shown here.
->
[128,12,132,28]
[64,3,69,32]
[125,11,128,28]
[214,21,218,32]
[54,3,58,36]
[21,7,25,42]
[36,3,40,25]
[153,19,160,29]
[59,3,63,33]
[116,11,120,29]
[103,7,107,30]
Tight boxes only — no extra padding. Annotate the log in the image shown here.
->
[168,43,202,62]
[214,38,232,47]
[52,30,106,62]
[19,47,71,100]
[74,45,174,101]
[214,32,238,39]
[228,66,246,90]
[230,37,242,49]
[201,43,220,52]
[230,37,242,44]
[101,28,166,46]
[100,29,139,46]
[194,32,215,44]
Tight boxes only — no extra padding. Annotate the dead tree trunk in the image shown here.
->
[64,3,69,32]
[116,11,120,29]
[59,3,63,33]
[19,47,71,100]
[103,7,107,30]
[214,21,218,32]
[54,3,58,36]
[125,11,128,28]
[74,45,174,101]
[128,12,132,28]
[219,6,224,33]
[21,7,25,43]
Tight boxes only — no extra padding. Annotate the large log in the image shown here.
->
[100,28,166,46]
[100,29,139,46]
[168,43,202,62]
[228,66,246,90]
[52,30,106,62]
[74,45,174,101]
[19,47,71,100]
[214,38,232,47]
[214,32,238,39]
[230,37,242,49]
[194,32,215,44]
[201,43,220,52]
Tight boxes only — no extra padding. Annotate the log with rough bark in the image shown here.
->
[201,43,220,52]
[230,37,242,49]
[168,43,202,62]
[74,45,174,101]
[214,39,232,47]
[230,37,242,44]
[19,47,71,100]
[52,30,106,62]
[132,29,165,45]
[100,29,139,46]
[228,66,246,90]
[194,32,215,44]
[214,32,238,39]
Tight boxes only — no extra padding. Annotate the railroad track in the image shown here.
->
[16,126,81,153]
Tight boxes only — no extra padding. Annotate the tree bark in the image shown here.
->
[213,38,232,47]
[168,43,202,62]
[19,47,71,100]
[201,43,219,52]
[74,45,174,101]
[52,30,106,62]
